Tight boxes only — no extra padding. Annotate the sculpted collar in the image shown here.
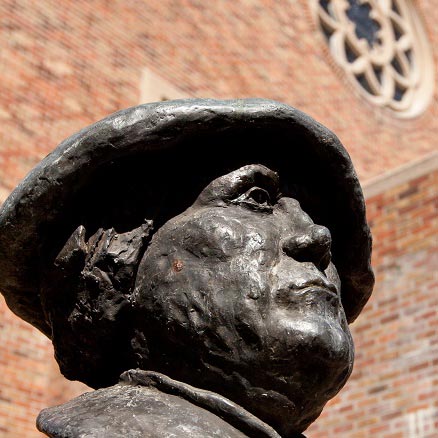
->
[38,368,307,437]
[121,369,305,438]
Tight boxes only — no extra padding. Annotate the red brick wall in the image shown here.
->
[0,0,437,436]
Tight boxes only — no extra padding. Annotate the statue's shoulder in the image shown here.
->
[37,378,249,438]
[37,370,288,438]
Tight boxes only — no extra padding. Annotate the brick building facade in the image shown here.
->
[0,1,436,437]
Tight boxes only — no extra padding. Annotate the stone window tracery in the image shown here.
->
[312,0,434,117]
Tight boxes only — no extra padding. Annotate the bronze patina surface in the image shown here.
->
[0,99,373,437]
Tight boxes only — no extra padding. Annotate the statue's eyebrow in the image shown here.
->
[212,164,280,204]
[194,164,280,207]
[228,165,280,200]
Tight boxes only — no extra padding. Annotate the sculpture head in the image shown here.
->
[0,99,373,436]
[134,164,353,434]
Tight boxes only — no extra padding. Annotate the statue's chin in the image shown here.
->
[264,314,354,397]
[232,314,354,436]
[266,303,353,362]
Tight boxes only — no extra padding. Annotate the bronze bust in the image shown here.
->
[0,99,374,437]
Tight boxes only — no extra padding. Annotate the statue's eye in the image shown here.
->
[247,187,271,205]
[232,187,273,212]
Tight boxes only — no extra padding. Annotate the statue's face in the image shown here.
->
[134,164,354,435]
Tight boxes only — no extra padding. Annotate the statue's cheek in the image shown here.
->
[177,217,245,260]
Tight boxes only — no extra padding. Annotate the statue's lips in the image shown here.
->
[292,285,339,301]
[276,280,340,305]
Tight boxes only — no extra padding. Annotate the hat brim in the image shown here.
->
[0,98,374,335]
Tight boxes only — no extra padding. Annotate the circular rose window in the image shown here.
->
[312,0,434,117]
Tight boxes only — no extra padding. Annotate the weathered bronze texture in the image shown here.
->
[0,99,374,437]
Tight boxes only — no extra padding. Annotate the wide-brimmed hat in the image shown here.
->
[0,99,374,336]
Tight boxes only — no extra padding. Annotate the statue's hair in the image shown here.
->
[41,222,153,388]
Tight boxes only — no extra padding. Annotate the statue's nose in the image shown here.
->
[282,225,332,272]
